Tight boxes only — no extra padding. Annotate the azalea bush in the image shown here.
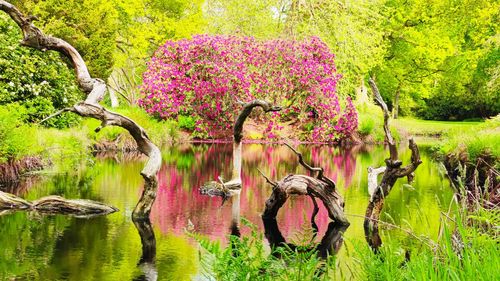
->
[139,35,357,141]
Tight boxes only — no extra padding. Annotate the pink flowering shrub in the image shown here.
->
[139,35,358,141]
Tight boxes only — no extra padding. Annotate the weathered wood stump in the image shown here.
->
[260,143,349,225]
[133,217,157,280]
[200,99,281,199]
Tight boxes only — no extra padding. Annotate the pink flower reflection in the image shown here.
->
[149,144,355,241]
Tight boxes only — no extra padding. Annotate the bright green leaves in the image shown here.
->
[0,13,83,128]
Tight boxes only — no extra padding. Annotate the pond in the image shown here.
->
[0,143,454,280]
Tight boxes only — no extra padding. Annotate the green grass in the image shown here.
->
[194,208,499,281]
[83,106,179,146]
[0,104,37,162]
[393,118,483,137]
[0,104,180,173]
[434,115,499,163]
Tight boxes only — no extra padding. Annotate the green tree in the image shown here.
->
[110,0,206,104]
[203,0,284,39]
[0,13,83,127]
[376,0,499,120]
[422,0,499,120]
[284,0,387,97]
[11,0,120,79]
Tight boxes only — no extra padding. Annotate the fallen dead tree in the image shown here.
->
[260,143,349,226]
[0,191,117,218]
[0,1,161,219]
[364,78,422,250]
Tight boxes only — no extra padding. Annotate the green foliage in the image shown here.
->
[375,0,499,120]
[195,219,331,281]
[287,0,387,96]
[204,0,282,39]
[0,13,83,128]
[11,0,120,79]
[358,115,375,136]
[109,0,206,102]
[0,105,37,163]
[177,115,196,131]
[435,115,500,162]
[84,106,180,146]
[354,207,499,281]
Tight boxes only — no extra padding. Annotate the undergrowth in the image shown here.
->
[192,219,338,281]
[193,207,499,281]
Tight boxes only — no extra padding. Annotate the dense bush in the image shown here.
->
[0,14,83,128]
[140,35,357,141]
[0,105,37,163]
[10,0,119,79]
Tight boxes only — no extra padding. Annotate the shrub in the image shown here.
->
[178,115,196,131]
[140,35,358,141]
[0,104,37,163]
[358,116,375,136]
[0,13,83,128]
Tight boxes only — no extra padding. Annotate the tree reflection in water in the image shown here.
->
[262,218,348,259]
[133,218,157,281]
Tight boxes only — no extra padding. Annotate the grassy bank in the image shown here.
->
[194,207,499,280]
[433,116,499,164]
[0,105,180,178]
[356,102,488,144]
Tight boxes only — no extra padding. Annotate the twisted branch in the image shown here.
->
[0,1,161,219]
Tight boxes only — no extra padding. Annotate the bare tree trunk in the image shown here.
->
[0,1,161,220]
[229,189,241,236]
[356,77,369,104]
[108,87,119,108]
[133,218,157,281]
[393,86,401,119]
[364,78,422,251]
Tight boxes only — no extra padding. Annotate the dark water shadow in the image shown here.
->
[262,217,348,259]
[133,218,157,281]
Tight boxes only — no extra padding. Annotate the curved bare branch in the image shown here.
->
[0,1,161,219]
[369,78,398,161]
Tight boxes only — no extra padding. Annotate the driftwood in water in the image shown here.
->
[0,191,117,218]
[200,99,281,198]
[260,143,349,225]
[0,1,161,219]
[364,78,422,250]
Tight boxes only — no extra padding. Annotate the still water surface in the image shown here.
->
[0,143,453,280]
